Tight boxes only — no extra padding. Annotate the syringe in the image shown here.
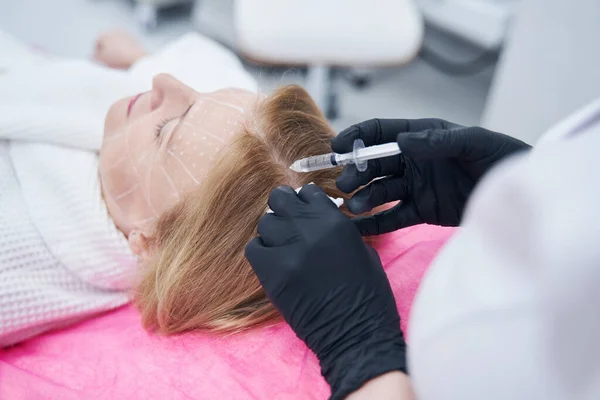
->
[289,139,401,173]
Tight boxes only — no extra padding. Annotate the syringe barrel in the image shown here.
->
[290,153,336,172]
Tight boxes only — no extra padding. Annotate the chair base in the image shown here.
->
[305,66,371,120]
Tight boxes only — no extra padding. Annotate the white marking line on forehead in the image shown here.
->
[160,166,181,201]
[180,122,227,144]
[113,183,140,200]
[166,150,200,184]
[205,97,245,113]
[190,126,227,144]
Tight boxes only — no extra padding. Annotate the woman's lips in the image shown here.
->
[127,93,144,117]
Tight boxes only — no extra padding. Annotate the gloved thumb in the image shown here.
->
[396,128,470,160]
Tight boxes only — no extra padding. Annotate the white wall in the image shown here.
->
[482,0,600,144]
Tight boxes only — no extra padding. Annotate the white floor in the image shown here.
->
[0,0,494,130]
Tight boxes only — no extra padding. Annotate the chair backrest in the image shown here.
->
[234,0,424,66]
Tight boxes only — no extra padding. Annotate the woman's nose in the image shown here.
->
[150,73,195,111]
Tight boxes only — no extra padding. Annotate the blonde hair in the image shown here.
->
[134,85,358,334]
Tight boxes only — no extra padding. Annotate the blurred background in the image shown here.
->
[1,0,599,143]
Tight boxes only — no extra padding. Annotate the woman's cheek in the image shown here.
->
[100,156,137,201]
[159,154,205,197]
[147,172,182,216]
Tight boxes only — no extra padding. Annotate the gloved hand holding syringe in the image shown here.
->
[289,139,401,172]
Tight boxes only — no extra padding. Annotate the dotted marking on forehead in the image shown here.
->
[195,127,226,144]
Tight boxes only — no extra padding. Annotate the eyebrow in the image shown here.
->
[164,102,195,148]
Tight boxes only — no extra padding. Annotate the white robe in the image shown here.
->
[0,31,256,347]
[409,98,600,400]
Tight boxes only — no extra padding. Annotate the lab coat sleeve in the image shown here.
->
[408,122,600,400]
[129,32,257,93]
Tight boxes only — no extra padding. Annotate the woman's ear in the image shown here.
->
[128,230,151,261]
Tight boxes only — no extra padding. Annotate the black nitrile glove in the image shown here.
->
[245,185,407,400]
[332,118,531,235]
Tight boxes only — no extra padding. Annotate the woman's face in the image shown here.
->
[99,74,257,236]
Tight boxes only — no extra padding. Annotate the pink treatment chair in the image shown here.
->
[0,224,455,399]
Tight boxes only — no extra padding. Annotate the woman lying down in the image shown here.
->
[0,30,356,346]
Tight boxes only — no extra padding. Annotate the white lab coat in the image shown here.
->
[409,98,600,400]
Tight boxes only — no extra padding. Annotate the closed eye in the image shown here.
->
[161,103,196,148]
[155,117,177,141]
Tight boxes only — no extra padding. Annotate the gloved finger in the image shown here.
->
[296,184,337,209]
[352,202,422,236]
[345,176,409,215]
[267,185,305,217]
[244,237,279,285]
[396,127,476,159]
[336,155,401,193]
[256,214,294,247]
[332,118,456,153]
[332,119,393,153]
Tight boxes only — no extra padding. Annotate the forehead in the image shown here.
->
[176,88,257,144]
[162,89,258,177]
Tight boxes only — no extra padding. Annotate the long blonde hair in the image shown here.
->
[134,85,357,334]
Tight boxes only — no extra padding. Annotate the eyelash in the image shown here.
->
[154,117,176,140]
